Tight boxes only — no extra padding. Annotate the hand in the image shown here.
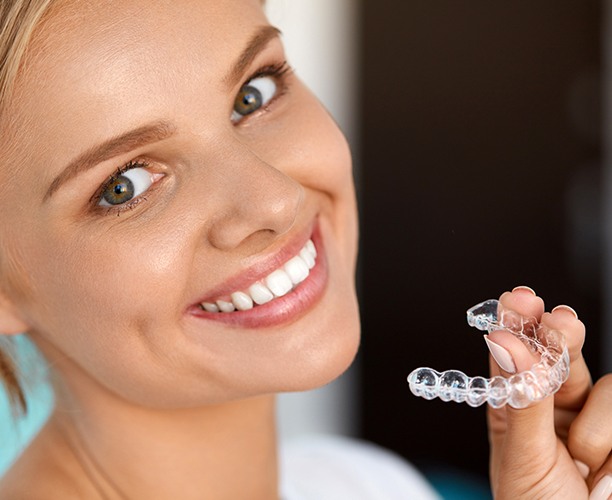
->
[487,287,612,500]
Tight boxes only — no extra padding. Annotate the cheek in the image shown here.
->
[21,216,189,343]
[17,219,205,404]
[288,90,354,192]
[250,82,354,195]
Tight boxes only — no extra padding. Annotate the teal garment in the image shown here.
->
[0,336,53,477]
[423,466,492,500]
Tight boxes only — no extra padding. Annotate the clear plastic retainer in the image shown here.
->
[407,299,570,409]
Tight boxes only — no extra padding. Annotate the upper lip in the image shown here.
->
[189,220,316,307]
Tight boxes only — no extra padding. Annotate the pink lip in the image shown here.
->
[186,222,328,328]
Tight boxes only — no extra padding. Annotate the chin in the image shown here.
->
[276,299,361,393]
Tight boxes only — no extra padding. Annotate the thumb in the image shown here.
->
[486,330,558,479]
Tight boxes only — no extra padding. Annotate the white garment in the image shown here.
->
[279,435,441,500]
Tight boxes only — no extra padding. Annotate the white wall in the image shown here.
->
[265,0,359,143]
[265,0,361,439]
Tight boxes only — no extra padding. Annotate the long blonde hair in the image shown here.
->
[0,0,55,414]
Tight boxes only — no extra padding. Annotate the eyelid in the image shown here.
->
[243,60,292,85]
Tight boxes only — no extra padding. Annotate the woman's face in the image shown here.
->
[0,0,359,407]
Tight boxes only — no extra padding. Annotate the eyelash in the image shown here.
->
[90,61,293,217]
[248,60,293,88]
[90,159,152,216]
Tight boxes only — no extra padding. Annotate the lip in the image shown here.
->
[186,221,328,328]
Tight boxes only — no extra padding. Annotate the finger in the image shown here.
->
[488,393,558,491]
[568,374,612,479]
[540,306,591,411]
[487,286,547,380]
[486,328,540,375]
[486,330,557,452]
[485,331,556,482]
[497,289,592,414]
[487,354,557,487]
[487,287,546,437]
[488,287,557,482]
[486,289,543,438]
[498,287,545,323]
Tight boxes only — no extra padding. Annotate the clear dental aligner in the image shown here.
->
[407,299,570,409]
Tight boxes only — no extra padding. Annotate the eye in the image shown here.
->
[99,166,154,207]
[231,76,277,122]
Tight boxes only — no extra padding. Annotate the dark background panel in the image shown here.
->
[359,0,602,482]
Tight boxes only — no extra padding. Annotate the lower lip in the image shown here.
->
[187,230,328,329]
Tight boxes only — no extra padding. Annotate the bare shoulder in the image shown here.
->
[0,420,96,499]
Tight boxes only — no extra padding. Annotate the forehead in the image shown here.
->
[33,0,266,68]
[6,0,268,176]
[24,0,267,97]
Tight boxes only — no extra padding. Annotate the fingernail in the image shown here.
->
[573,459,589,479]
[484,335,517,374]
[512,285,536,295]
[590,474,612,500]
[551,304,578,319]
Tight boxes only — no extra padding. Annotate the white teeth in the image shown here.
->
[248,283,274,305]
[202,302,219,313]
[306,239,317,258]
[231,291,253,311]
[217,300,236,313]
[284,255,309,285]
[265,269,293,297]
[201,239,318,313]
[299,248,315,269]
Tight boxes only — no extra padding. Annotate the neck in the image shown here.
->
[51,379,279,500]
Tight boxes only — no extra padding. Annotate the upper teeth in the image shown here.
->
[200,239,317,313]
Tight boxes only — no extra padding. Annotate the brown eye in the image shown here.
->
[231,76,277,122]
[235,85,262,115]
[99,168,153,207]
[102,176,134,205]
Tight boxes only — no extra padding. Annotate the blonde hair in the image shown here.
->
[1,0,56,414]
[0,0,54,115]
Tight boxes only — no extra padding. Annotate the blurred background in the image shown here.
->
[359,1,606,493]
[2,1,610,498]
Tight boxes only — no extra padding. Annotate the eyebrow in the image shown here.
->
[44,121,176,201]
[224,25,282,88]
[44,26,281,201]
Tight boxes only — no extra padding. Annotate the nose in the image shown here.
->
[207,148,304,251]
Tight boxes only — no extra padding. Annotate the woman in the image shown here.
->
[0,0,610,498]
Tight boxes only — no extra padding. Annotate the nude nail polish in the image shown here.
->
[551,304,578,319]
[590,474,612,500]
[573,459,589,479]
[512,285,536,295]
[484,335,517,374]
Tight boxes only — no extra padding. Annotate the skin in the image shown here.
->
[0,0,360,497]
[0,1,609,498]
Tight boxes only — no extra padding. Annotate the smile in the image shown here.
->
[199,239,317,313]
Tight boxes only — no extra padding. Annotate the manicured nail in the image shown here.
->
[551,304,578,319]
[484,335,517,374]
[573,459,589,479]
[512,285,536,295]
[590,474,612,500]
